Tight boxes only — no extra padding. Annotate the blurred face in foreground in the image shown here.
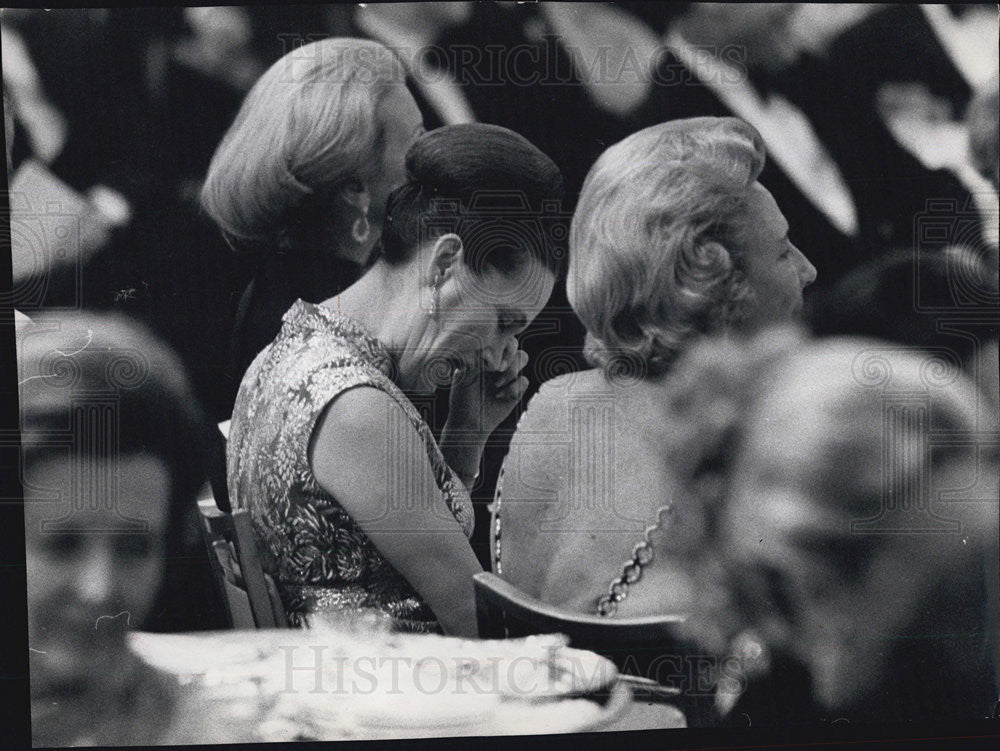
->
[722,350,992,711]
[25,454,170,698]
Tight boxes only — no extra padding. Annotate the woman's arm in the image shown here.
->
[437,427,487,488]
[441,339,531,488]
[309,386,483,637]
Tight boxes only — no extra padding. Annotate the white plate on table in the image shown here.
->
[130,628,626,740]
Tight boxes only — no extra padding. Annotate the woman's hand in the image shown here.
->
[447,337,530,437]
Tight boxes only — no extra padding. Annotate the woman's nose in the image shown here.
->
[483,336,516,372]
[77,545,115,606]
[795,248,818,287]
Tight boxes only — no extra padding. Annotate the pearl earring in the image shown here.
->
[430,271,442,319]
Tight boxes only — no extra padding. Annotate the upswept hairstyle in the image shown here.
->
[378,123,566,277]
[567,116,766,378]
[199,37,407,253]
[18,313,211,566]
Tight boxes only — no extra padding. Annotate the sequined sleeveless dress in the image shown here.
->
[227,300,474,632]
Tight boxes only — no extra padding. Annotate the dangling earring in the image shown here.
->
[429,271,442,320]
[351,212,370,245]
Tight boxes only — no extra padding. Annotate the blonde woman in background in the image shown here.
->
[200,37,424,381]
[493,117,817,619]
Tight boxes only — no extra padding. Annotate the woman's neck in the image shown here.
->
[320,260,431,392]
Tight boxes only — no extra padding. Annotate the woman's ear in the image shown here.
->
[337,179,370,214]
[428,233,464,282]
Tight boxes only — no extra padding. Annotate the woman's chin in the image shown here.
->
[30,637,130,697]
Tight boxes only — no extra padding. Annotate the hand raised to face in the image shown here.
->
[446,336,530,437]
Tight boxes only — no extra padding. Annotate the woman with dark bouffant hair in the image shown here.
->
[228,123,565,635]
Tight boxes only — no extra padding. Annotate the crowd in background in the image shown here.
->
[5,3,999,738]
[6,4,997,412]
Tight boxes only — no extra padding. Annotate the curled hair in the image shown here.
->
[378,123,566,277]
[567,117,766,378]
[200,38,407,254]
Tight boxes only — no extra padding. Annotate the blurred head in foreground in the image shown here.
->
[664,326,998,720]
[19,313,207,704]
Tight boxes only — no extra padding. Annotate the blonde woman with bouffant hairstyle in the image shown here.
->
[494,116,817,634]
[201,37,425,382]
[566,116,799,377]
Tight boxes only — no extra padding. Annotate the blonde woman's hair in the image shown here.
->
[200,37,407,252]
[567,116,766,378]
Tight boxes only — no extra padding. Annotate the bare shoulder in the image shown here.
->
[309,386,414,464]
[513,369,608,435]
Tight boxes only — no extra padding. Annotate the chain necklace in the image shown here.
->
[595,504,674,617]
[491,468,674,617]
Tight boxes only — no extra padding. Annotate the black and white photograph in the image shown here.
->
[1,3,998,749]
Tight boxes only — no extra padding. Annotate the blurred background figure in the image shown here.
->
[18,313,215,746]
[967,76,1000,190]
[350,2,476,128]
[3,81,13,173]
[808,247,1000,408]
[666,328,999,724]
[2,10,141,309]
[801,3,998,251]
[633,3,996,291]
[787,4,881,57]
[172,6,264,93]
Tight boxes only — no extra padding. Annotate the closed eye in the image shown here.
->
[500,311,527,333]
[780,236,794,259]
